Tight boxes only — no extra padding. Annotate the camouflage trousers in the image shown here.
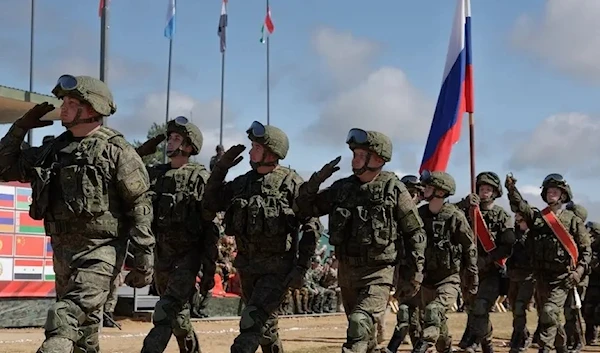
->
[535,273,571,350]
[103,274,120,314]
[141,252,202,353]
[564,283,587,348]
[467,271,502,343]
[231,272,288,353]
[340,284,390,353]
[507,276,535,351]
[583,281,600,326]
[37,256,119,353]
[418,276,460,352]
[394,291,422,345]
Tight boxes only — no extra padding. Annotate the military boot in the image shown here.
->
[480,339,494,353]
[585,324,598,345]
[459,326,476,350]
[102,312,115,328]
[411,340,433,353]
[387,328,408,353]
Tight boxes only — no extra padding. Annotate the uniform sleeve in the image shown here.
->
[490,209,516,261]
[0,124,44,182]
[203,165,236,213]
[293,177,336,219]
[197,175,219,277]
[507,186,536,227]
[291,172,323,269]
[454,210,478,278]
[396,183,426,283]
[114,145,155,259]
[572,216,592,272]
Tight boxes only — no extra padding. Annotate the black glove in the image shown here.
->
[216,144,246,170]
[136,134,166,157]
[306,156,341,193]
[15,102,55,130]
[467,193,480,207]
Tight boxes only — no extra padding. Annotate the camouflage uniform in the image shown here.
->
[583,221,600,345]
[102,274,121,327]
[0,75,155,353]
[204,121,322,353]
[320,261,340,313]
[506,173,592,353]
[295,129,426,353]
[506,216,535,353]
[139,117,219,353]
[209,145,224,171]
[455,172,515,353]
[387,175,425,352]
[410,171,479,353]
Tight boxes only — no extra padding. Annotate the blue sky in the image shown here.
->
[0,0,599,217]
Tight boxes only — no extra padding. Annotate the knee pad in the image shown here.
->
[347,310,373,342]
[513,301,527,317]
[472,298,490,316]
[152,296,181,325]
[423,303,444,327]
[46,300,86,342]
[540,304,560,326]
[172,303,193,337]
[240,305,268,334]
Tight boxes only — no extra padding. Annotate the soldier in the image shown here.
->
[203,121,322,353]
[387,174,425,352]
[320,258,340,313]
[0,75,155,353]
[294,128,427,352]
[583,221,600,345]
[409,171,478,353]
[455,172,515,353]
[210,144,224,171]
[564,203,589,353]
[506,210,535,353]
[505,173,592,353]
[137,116,219,353]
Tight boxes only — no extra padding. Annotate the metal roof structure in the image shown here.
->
[0,85,61,124]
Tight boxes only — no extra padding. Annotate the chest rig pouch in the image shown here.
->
[30,137,63,220]
[328,172,399,265]
[530,211,573,271]
[154,164,208,232]
[224,167,297,254]
[53,128,118,219]
[423,204,461,273]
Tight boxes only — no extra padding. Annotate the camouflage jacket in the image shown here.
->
[204,165,322,274]
[508,186,592,275]
[295,171,426,289]
[419,203,478,286]
[0,124,155,267]
[506,228,533,281]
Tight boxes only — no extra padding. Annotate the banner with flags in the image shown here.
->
[260,7,274,43]
[218,0,228,52]
[419,0,473,173]
[164,0,176,39]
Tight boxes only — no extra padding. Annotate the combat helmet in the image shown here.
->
[420,170,456,196]
[246,121,289,159]
[476,171,503,198]
[586,221,600,235]
[566,202,588,222]
[52,75,117,117]
[401,175,424,191]
[167,116,203,155]
[346,128,392,162]
[540,173,572,203]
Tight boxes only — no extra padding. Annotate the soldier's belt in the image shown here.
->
[45,221,117,234]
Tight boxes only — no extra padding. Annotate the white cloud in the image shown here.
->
[511,0,600,81]
[305,27,433,147]
[506,113,600,176]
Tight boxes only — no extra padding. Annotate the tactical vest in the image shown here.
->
[152,163,209,236]
[34,127,126,237]
[327,171,399,266]
[529,210,576,273]
[472,205,506,259]
[224,166,298,254]
[421,203,462,274]
[506,230,530,271]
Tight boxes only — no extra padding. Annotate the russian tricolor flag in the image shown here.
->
[419,0,473,173]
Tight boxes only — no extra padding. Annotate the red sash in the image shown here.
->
[472,206,506,267]
[541,207,579,268]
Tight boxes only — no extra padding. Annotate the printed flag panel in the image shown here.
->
[0,234,14,256]
[13,258,43,281]
[44,259,54,281]
[0,210,15,233]
[0,185,15,209]
[15,188,32,210]
[15,235,45,258]
[0,257,13,281]
[0,281,55,297]
[45,237,53,257]
[16,211,45,235]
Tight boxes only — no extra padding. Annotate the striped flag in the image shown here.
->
[218,0,228,53]
[98,0,104,17]
[164,0,176,39]
[419,0,473,172]
[260,7,274,43]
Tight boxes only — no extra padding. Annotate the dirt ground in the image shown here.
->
[1,311,599,353]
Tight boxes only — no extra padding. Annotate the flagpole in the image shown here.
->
[266,0,270,125]
[99,0,109,126]
[164,38,173,163]
[26,0,35,146]
[219,50,225,145]
[469,112,475,194]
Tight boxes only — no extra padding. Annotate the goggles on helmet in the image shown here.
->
[419,170,432,183]
[346,128,368,144]
[56,75,78,91]
[247,121,266,138]
[543,173,566,185]
[174,116,189,126]
[402,175,419,184]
